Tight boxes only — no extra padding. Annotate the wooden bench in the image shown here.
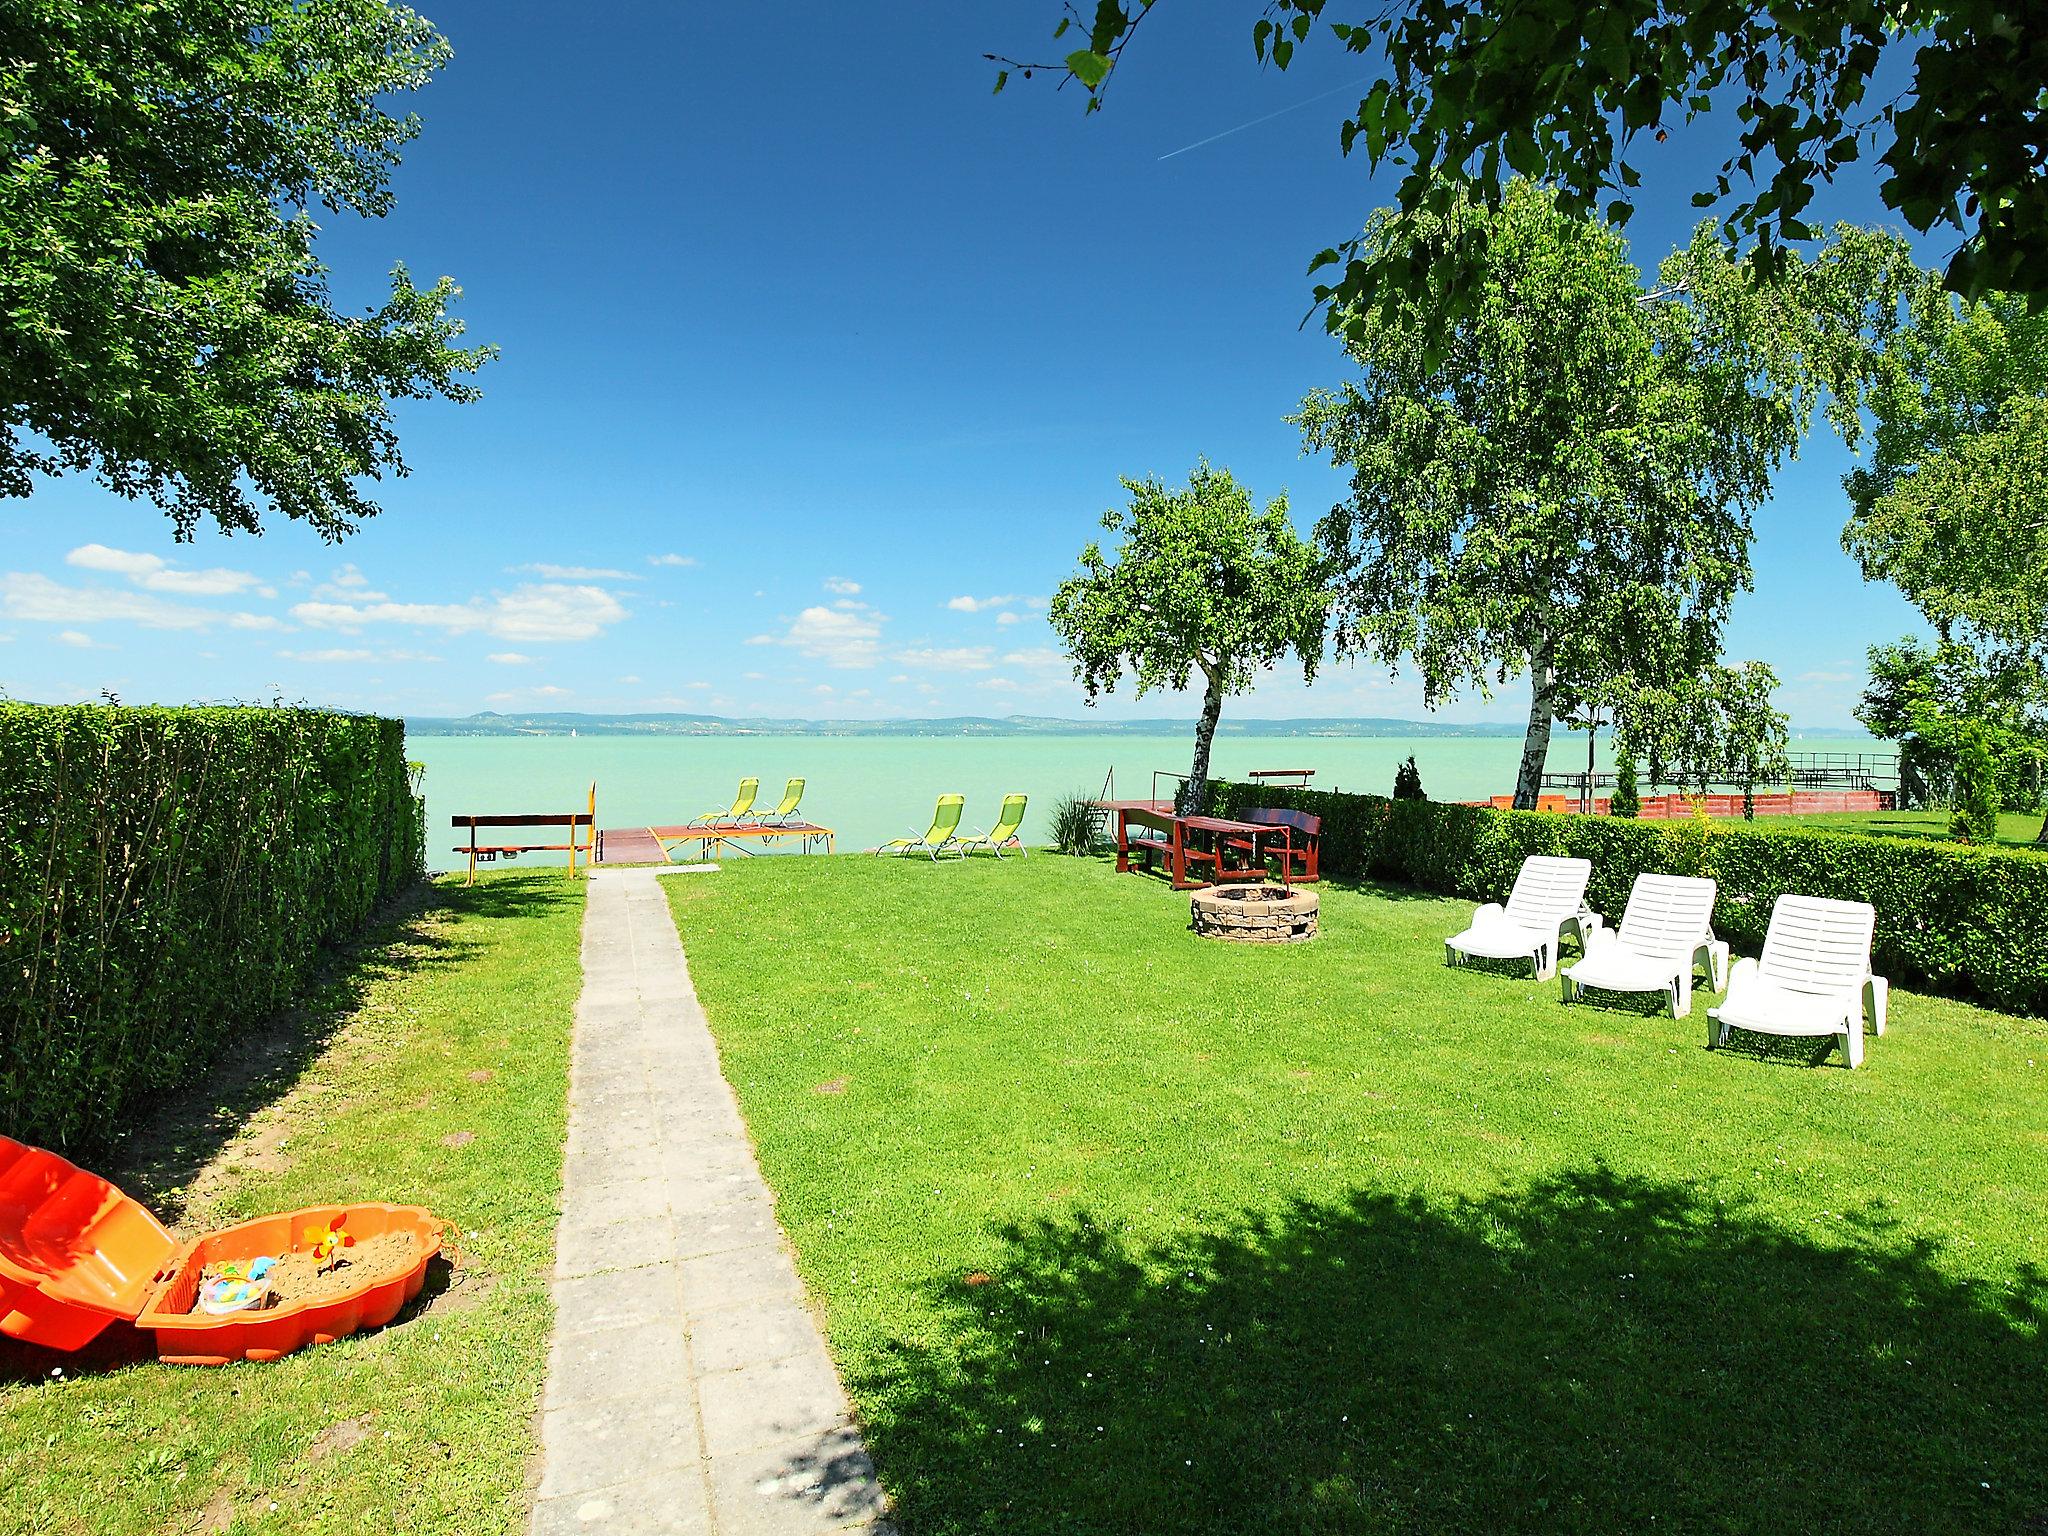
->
[452,783,596,885]
[1227,806,1322,883]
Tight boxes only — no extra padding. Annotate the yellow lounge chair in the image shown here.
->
[756,777,805,825]
[960,793,1028,858]
[689,777,758,828]
[870,794,966,860]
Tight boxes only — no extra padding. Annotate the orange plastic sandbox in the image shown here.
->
[0,1136,441,1365]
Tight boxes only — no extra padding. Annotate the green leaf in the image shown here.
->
[1066,48,1111,88]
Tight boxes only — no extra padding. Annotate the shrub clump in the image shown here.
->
[1392,755,1426,800]
[1610,757,1640,818]
[1949,723,2001,843]
[1048,791,1105,856]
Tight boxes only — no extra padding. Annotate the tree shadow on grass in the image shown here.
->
[859,1165,2046,1535]
[101,873,579,1223]
[0,873,576,1382]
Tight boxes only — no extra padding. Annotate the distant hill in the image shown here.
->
[405,711,1531,739]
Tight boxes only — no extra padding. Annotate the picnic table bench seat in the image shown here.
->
[1224,807,1322,882]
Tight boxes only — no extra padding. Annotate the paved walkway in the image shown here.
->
[530,869,889,1535]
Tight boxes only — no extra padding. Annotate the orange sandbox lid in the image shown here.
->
[0,1136,178,1351]
[0,1136,440,1364]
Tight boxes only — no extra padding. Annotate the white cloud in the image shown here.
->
[894,645,994,672]
[304,563,392,602]
[65,544,264,597]
[514,563,640,581]
[759,602,885,668]
[282,648,375,663]
[995,611,1020,627]
[65,545,161,578]
[618,674,642,684]
[292,583,628,643]
[145,568,268,597]
[1001,647,1068,669]
[947,593,1042,614]
[3,573,217,629]
[649,553,697,568]
[229,612,284,631]
[979,676,1021,692]
[823,577,862,596]
[489,652,536,665]
[55,630,99,649]
[534,684,571,698]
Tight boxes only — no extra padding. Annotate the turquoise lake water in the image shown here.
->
[409,731,1872,872]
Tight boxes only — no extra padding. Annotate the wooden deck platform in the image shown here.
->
[594,820,836,865]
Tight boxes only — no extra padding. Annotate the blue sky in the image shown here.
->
[0,1,1935,726]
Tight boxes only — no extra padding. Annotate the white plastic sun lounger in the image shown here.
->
[1445,856,1598,980]
[1708,895,1887,1068]
[1561,873,1724,1017]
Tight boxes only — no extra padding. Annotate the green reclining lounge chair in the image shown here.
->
[756,777,806,826]
[689,776,758,828]
[960,793,1028,858]
[871,793,966,860]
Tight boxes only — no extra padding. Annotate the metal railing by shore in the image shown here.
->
[1541,750,1901,803]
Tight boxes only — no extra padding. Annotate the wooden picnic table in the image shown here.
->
[1094,800,1296,890]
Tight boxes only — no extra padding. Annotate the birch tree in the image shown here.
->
[1296,182,1814,807]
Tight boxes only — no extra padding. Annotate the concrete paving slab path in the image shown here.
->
[529,870,889,1536]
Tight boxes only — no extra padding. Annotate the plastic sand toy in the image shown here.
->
[0,1135,442,1365]
[198,1273,272,1316]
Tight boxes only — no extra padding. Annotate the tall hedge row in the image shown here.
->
[0,705,426,1147]
[1210,780,2048,1016]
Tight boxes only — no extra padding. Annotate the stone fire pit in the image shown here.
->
[1189,883,1318,943]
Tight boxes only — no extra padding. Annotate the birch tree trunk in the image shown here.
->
[1184,667,1227,814]
[1514,656,1557,810]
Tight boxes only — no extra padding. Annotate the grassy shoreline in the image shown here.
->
[673,854,2048,1534]
[1775,807,2045,848]
[0,872,583,1536]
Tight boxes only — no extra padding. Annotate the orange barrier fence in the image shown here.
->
[1482,790,1891,818]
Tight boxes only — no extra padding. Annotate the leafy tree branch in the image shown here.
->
[0,0,493,539]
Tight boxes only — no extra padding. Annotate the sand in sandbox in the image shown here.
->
[195,1229,419,1312]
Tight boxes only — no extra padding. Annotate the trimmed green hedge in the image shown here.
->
[0,705,426,1147]
[1210,780,2048,1016]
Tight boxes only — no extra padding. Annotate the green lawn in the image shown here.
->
[1776,807,2046,848]
[0,871,583,1536]
[670,855,2048,1536]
